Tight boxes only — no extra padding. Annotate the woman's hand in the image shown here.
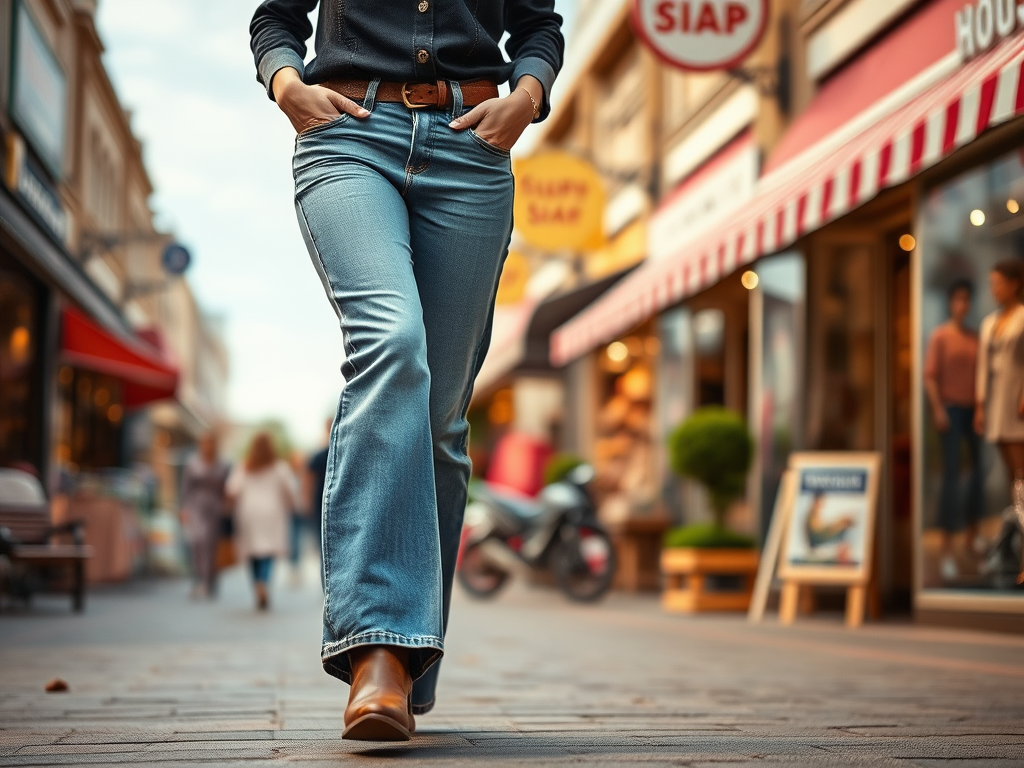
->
[272,67,369,134]
[933,406,950,432]
[974,404,985,435]
[449,76,542,151]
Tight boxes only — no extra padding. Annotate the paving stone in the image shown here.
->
[2,567,1024,766]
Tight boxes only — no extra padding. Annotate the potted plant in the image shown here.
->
[661,407,759,613]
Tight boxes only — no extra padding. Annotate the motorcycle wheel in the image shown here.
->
[457,541,510,599]
[552,525,616,603]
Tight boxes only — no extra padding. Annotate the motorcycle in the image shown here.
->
[456,464,616,602]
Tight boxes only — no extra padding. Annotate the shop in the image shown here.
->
[552,1,1024,625]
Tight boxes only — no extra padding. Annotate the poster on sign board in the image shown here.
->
[777,452,881,585]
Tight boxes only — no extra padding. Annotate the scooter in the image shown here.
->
[456,464,616,602]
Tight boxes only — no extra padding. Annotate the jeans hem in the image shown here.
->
[321,632,444,685]
[410,698,435,715]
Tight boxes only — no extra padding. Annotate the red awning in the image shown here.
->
[551,31,1024,366]
[60,307,179,408]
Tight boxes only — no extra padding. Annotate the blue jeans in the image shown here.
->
[938,405,983,533]
[292,81,514,715]
[250,557,273,584]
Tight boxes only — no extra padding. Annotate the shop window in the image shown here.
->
[0,260,45,473]
[56,367,125,470]
[693,308,726,407]
[755,253,806,539]
[657,308,694,521]
[595,326,659,522]
[805,244,876,451]
[917,147,1024,596]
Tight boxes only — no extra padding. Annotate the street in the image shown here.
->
[1,563,1023,767]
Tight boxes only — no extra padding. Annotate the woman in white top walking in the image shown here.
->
[226,432,302,610]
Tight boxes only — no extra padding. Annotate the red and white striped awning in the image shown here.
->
[551,32,1024,367]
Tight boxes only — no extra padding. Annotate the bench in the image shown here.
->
[0,504,93,612]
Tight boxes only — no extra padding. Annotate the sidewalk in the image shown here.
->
[1,560,1023,767]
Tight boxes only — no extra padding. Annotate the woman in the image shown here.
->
[925,280,982,581]
[976,261,1024,497]
[250,0,562,741]
[179,431,230,598]
[226,432,301,612]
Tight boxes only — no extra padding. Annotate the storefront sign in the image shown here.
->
[632,0,769,71]
[513,152,604,251]
[956,0,1024,61]
[10,1,67,177]
[4,133,70,245]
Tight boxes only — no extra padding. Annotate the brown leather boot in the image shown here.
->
[342,645,414,741]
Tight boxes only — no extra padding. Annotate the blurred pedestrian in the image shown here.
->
[976,261,1024,495]
[179,431,229,599]
[251,0,563,741]
[226,432,301,611]
[925,279,981,581]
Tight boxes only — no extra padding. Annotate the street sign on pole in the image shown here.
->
[632,0,769,72]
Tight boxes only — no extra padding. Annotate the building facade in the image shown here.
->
[507,0,1024,628]
[0,0,227,572]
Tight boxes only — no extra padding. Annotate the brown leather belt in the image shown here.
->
[320,79,498,110]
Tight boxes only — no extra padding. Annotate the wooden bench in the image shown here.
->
[0,504,93,612]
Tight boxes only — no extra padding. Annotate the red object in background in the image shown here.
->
[485,432,554,497]
[60,307,178,408]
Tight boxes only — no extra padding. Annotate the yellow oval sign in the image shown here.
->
[513,152,604,251]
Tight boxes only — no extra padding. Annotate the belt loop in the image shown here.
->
[450,81,464,121]
[363,79,380,112]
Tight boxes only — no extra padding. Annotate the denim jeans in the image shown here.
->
[938,405,983,533]
[250,556,274,584]
[292,81,514,715]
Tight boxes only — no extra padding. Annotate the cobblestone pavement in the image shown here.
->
[1,560,1023,767]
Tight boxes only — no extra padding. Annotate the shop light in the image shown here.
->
[107,404,123,424]
[1009,199,1020,214]
[606,341,629,363]
[970,209,986,226]
[741,270,759,290]
[899,234,916,252]
[8,326,30,364]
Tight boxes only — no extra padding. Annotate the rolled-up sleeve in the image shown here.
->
[505,0,564,122]
[250,0,319,100]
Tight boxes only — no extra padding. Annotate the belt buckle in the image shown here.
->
[401,83,429,109]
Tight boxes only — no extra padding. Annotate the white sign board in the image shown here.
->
[632,0,769,71]
[955,0,1024,62]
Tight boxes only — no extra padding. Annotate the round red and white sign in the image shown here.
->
[632,0,769,72]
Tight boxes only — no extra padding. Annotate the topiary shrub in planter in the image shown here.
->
[662,407,758,613]
[667,406,753,535]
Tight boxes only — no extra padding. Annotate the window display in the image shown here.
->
[918,147,1024,594]
[0,255,44,472]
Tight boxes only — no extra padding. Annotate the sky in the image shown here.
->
[95,0,575,449]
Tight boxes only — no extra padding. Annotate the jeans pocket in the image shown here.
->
[296,113,352,139]
[468,128,511,157]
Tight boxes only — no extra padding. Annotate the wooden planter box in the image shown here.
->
[661,548,760,613]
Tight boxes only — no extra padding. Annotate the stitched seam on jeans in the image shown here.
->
[322,632,444,658]
[403,111,419,195]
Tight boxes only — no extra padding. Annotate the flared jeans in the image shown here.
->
[292,81,514,714]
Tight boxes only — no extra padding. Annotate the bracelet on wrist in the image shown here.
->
[517,88,540,120]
